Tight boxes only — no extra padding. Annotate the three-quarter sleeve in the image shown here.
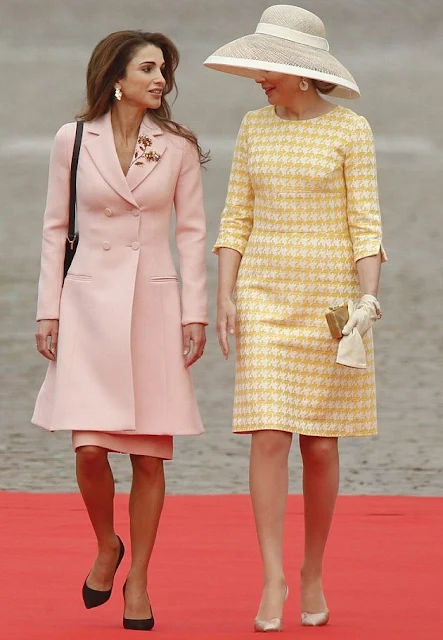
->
[213,113,254,256]
[174,138,208,326]
[36,124,71,320]
[344,116,387,263]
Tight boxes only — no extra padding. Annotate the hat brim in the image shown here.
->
[203,33,360,100]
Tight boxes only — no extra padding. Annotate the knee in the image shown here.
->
[300,437,338,467]
[252,431,292,460]
[131,455,164,481]
[76,446,107,476]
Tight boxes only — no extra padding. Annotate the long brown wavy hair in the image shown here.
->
[78,30,209,165]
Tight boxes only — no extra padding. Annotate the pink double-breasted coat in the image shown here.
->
[32,111,207,435]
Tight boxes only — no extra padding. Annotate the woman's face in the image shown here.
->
[255,71,303,106]
[116,44,166,109]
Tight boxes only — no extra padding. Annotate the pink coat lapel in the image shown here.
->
[84,112,137,207]
[125,115,167,193]
[83,112,167,206]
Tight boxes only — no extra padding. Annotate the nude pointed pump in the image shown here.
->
[254,585,289,633]
[301,610,330,627]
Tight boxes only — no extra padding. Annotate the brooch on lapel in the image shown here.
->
[131,134,161,166]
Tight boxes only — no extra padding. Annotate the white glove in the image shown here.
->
[336,295,382,369]
[342,294,382,339]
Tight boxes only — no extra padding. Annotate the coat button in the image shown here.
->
[131,209,140,217]
[103,241,111,250]
[131,242,140,251]
[104,208,113,217]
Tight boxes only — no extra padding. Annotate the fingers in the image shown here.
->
[35,332,56,361]
[183,325,206,368]
[342,316,357,336]
[217,315,229,359]
[227,308,235,336]
[49,330,58,358]
[217,316,235,359]
[185,337,205,368]
[217,302,236,359]
[183,328,191,358]
[35,320,58,361]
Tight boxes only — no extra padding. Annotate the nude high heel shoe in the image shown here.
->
[301,610,330,627]
[300,572,329,627]
[254,585,289,633]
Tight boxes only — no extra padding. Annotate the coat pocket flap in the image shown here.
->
[150,275,178,283]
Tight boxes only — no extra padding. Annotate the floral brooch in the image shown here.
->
[131,134,161,167]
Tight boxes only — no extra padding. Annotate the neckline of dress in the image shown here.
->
[271,104,341,123]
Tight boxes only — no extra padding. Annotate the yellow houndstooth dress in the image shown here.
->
[214,105,387,437]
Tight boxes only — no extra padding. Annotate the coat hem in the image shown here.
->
[31,419,204,436]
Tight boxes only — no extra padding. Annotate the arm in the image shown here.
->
[174,138,208,327]
[36,124,71,321]
[35,125,72,360]
[217,247,242,359]
[341,117,385,337]
[213,113,255,256]
[356,253,381,297]
[214,114,255,358]
[174,138,208,367]
[344,116,387,266]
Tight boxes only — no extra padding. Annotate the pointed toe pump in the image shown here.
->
[82,535,125,609]
[254,585,289,633]
[254,617,284,633]
[301,610,330,627]
[122,581,155,631]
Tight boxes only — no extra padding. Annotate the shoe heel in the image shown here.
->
[82,535,125,609]
[254,585,289,632]
[301,610,330,627]
[122,580,155,631]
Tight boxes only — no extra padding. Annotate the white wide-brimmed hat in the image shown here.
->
[204,4,360,99]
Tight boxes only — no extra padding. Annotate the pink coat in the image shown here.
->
[32,112,207,435]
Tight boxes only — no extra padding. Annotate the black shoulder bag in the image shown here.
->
[63,120,84,278]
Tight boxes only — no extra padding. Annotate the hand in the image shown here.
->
[182,323,206,368]
[36,319,59,361]
[342,294,381,338]
[217,296,236,359]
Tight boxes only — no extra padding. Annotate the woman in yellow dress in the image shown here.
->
[205,5,386,631]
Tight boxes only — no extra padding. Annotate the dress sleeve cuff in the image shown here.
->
[213,238,247,256]
[354,242,387,263]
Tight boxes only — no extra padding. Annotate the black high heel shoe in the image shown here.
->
[122,580,155,631]
[82,535,125,609]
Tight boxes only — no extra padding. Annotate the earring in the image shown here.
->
[115,86,122,101]
[299,78,309,91]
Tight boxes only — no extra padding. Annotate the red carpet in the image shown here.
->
[1,493,442,640]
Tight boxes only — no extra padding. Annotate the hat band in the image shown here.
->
[255,23,330,52]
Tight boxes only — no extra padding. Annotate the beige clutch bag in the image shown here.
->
[325,303,349,339]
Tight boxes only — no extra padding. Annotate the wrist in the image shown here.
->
[358,294,382,320]
[217,291,233,303]
[360,293,378,302]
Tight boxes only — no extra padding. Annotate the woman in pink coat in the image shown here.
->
[32,30,208,631]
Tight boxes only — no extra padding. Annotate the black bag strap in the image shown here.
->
[67,120,84,243]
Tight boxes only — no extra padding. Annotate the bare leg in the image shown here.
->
[123,454,165,620]
[76,445,120,589]
[249,430,292,620]
[299,435,339,614]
